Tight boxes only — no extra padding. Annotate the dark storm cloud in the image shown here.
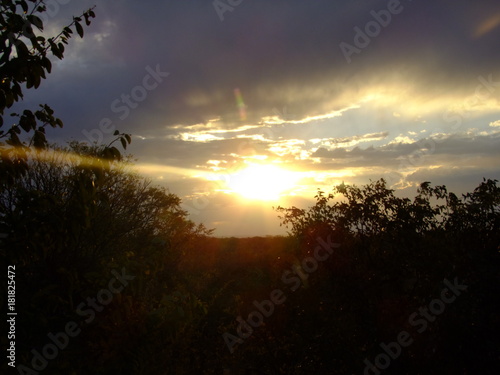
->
[24,0,500,141]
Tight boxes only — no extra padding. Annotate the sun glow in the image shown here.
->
[227,164,300,201]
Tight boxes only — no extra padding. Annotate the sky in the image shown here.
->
[15,0,500,236]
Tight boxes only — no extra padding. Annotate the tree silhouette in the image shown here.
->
[0,1,99,185]
[1,142,213,373]
[275,178,500,374]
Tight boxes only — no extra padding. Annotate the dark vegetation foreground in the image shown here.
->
[1,2,499,374]
[1,144,499,374]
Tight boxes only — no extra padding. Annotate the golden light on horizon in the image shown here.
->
[227,164,300,201]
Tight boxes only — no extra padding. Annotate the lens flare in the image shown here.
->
[234,88,247,121]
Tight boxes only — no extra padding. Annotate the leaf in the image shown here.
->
[8,130,22,146]
[35,63,46,79]
[14,40,29,58]
[18,0,28,13]
[29,36,41,52]
[19,110,36,131]
[33,129,47,148]
[63,26,72,36]
[120,137,127,149]
[113,147,121,158]
[0,91,6,111]
[32,71,42,89]
[49,40,63,59]
[22,25,34,38]
[42,57,52,73]
[0,45,12,65]
[74,21,84,38]
[27,15,43,30]
[35,110,48,122]
[26,75,34,89]
[5,91,14,108]
[11,83,22,99]
[43,104,54,116]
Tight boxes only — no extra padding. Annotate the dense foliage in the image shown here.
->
[273,179,500,374]
[2,166,499,373]
[0,0,130,185]
[1,144,212,374]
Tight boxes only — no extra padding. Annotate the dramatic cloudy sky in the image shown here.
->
[17,0,500,236]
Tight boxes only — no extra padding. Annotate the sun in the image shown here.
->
[227,164,299,201]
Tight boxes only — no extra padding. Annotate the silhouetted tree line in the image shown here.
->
[2,149,499,374]
[1,2,499,374]
[274,178,500,374]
